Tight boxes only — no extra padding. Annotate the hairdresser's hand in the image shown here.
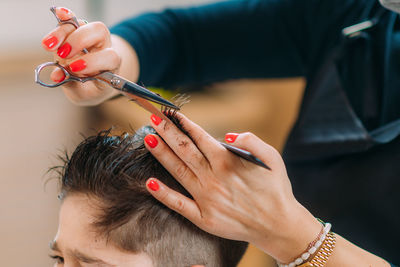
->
[144,113,321,263]
[41,7,140,106]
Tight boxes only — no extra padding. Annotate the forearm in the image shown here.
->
[326,235,390,267]
[111,34,140,83]
[110,0,310,88]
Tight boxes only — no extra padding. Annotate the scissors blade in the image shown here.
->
[122,81,179,110]
[122,91,171,122]
[96,72,179,110]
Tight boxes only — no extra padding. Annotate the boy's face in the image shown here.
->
[50,194,154,267]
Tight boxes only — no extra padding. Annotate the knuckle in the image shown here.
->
[186,151,207,171]
[174,198,185,213]
[202,216,217,230]
[158,189,169,203]
[60,24,77,37]
[175,164,190,180]
[214,158,232,172]
[241,132,255,141]
[91,21,110,36]
[105,48,122,68]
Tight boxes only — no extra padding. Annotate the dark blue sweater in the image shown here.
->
[111,0,400,129]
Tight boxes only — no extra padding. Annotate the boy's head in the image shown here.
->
[50,125,248,267]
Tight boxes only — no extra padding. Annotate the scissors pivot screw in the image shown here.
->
[111,78,121,87]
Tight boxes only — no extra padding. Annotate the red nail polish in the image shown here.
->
[60,7,71,14]
[147,179,160,191]
[144,135,158,148]
[43,36,58,49]
[56,7,73,21]
[69,59,87,72]
[54,73,66,83]
[151,114,162,126]
[57,43,72,58]
[225,133,239,143]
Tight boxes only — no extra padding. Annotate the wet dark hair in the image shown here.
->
[54,112,248,267]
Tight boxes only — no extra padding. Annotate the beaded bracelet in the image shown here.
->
[277,222,332,267]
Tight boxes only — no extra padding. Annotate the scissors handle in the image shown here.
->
[35,7,179,110]
[34,62,96,87]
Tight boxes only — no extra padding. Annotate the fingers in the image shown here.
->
[43,21,110,56]
[146,178,201,224]
[225,132,283,170]
[50,68,66,83]
[67,48,121,75]
[150,113,225,170]
[175,113,224,156]
[59,22,111,59]
[41,7,78,51]
[149,114,213,173]
[48,48,120,83]
[42,6,110,60]
[55,7,75,21]
[42,24,75,51]
[143,134,199,190]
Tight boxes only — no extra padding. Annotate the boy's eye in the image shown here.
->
[49,255,64,264]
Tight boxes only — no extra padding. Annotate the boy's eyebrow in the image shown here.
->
[72,250,115,266]
[49,240,115,266]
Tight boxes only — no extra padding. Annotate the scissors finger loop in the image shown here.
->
[35,62,96,87]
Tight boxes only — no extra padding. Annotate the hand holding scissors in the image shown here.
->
[36,7,178,120]
[38,7,142,107]
[37,6,270,170]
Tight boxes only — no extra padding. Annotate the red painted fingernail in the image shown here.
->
[60,7,71,14]
[56,7,73,21]
[69,59,87,72]
[147,179,160,191]
[43,36,58,49]
[225,133,239,143]
[54,73,66,83]
[57,43,72,58]
[144,134,158,148]
[151,114,162,126]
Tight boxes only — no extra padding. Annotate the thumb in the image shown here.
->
[225,132,283,170]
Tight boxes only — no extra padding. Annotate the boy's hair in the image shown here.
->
[55,119,247,267]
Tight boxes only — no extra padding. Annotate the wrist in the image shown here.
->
[253,201,322,263]
[111,34,140,83]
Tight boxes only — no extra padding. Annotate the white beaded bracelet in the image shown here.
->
[277,222,332,267]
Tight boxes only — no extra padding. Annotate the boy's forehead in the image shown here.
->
[57,194,103,246]
[55,194,154,266]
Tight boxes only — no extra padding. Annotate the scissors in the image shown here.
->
[35,7,271,171]
[35,7,178,121]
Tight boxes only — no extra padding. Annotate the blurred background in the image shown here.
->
[0,0,305,266]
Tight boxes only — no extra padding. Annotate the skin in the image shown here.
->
[43,7,391,266]
[42,7,137,106]
[50,194,154,267]
[144,113,390,266]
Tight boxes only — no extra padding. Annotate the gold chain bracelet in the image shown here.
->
[298,232,336,267]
